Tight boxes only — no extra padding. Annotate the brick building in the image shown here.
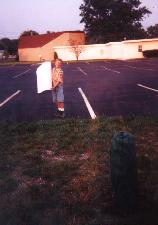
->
[18,31,85,61]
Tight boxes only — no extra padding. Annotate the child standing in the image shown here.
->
[52,58,65,118]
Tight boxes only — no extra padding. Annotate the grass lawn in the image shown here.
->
[0,116,158,225]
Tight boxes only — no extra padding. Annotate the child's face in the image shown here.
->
[55,60,62,68]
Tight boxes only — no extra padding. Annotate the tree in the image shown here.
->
[9,39,18,55]
[0,38,11,50]
[147,24,158,38]
[0,38,18,55]
[20,30,39,37]
[80,0,151,43]
[0,40,5,50]
[69,39,85,61]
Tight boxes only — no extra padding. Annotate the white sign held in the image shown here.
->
[36,61,52,93]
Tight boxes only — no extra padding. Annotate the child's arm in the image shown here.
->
[53,81,61,89]
[51,68,55,89]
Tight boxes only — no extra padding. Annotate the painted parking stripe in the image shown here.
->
[102,66,120,74]
[13,69,31,78]
[0,90,21,108]
[77,67,88,76]
[137,84,158,93]
[126,65,154,71]
[78,87,97,120]
[31,63,42,66]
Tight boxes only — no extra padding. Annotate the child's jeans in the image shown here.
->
[52,84,64,103]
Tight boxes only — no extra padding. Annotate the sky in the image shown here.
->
[0,0,157,39]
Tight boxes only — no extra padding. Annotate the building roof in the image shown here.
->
[122,37,158,44]
[19,32,63,49]
[18,31,85,49]
[104,38,158,46]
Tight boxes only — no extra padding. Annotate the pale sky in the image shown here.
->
[0,0,157,39]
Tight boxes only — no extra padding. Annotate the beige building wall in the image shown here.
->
[54,43,121,61]
[19,32,85,61]
[54,38,158,61]
[123,39,158,59]
[19,37,158,61]
[122,42,143,59]
[105,42,124,59]
[80,44,108,60]
[41,32,85,61]
[53,46,76,61]
[143,39,158,50]
[40,33,70,61]
[68,32,85,45]
[18,47,41,61]
[54,44,109,61]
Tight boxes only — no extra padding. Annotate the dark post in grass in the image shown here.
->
[110,132,137,213]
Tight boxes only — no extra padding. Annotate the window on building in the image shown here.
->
[138,45,142,52]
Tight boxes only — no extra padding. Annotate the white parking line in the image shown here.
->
[13,69,31,78]
[0,90,21,108]
[126,65,154,71]
[144,62,158,68]
[77,67,88,76]
[137,84,158,93]
[102,66,120,74]
[31,63,42,66]
[78,87,97,120]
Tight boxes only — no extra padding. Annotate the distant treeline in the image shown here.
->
[0,38,18,55]
[0,30,39,55]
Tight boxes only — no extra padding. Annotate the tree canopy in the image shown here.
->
[80,0,151,43]
[20,30,39,37]
[147,24,158,38]
[0,38,18,55]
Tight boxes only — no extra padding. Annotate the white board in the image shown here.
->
[36,61,52,93]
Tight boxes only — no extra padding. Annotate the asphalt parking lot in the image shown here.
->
[0,59,158,122]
